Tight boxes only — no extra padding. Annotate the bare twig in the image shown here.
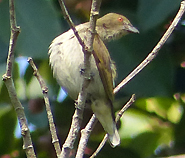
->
[74,0,102,156]
[5,0,20,77]
[27,57,62,157]
[58,0,102,157]
[58,0,85,50]
[114,0,185,94]
[76,114,98,158]
[2,0,36,157]
[115,94,136,122]
[90,94,136,158]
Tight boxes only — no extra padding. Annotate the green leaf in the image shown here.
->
[0,63,11,104]
[24,62,34,85]
[0,0,63,60]
[130,132,159,157]
[13,62,20,83]
[0,63,6,89]
[15,0,63,59]
[0,0,9,65]
[137,0,181,31]
[119,109,152,139]
[109,31,175,98]
[0,104,17,155]
[22,101,48,128]
[0,83,11,104]
[136,97,173,115]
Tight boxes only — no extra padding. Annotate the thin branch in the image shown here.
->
[2,0,36,157]
[90,94,136,158]
[58,0,102,157]
[27,57,62,157]
[76,115,98,158]
[2,78,36,158]
[114,0,185,94]
[115,94,136,122]
[87,0,102,51]
[58,0,85,51]
[74,0,102,156]
[6,0,20,77]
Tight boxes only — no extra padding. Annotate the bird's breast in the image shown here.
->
[49,31,106,100]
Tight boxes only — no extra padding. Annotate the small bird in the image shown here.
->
[49,13,139,147]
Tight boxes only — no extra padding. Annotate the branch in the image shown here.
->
[76,114,98,158]
[58,0,102,157]
[2,0,36,157]
[5,0,20,77]
[58,0,85,50]
[90,94,136,158]
[27,57,62,157]
[113,0,185,94]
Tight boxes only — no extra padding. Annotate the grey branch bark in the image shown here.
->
[2,0,36,157]
[76,115,98,158]
[28,57,62,157]
[58,0,102,157]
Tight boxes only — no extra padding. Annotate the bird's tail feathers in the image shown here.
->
[91,99,120,147]
[108,124,120,147]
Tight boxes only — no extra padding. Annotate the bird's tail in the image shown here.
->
[91,99,120,147]
[108,124,120,147]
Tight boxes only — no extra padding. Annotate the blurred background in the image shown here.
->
[0,0,185,157]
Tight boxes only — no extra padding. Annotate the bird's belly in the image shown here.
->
[49,36,105,100]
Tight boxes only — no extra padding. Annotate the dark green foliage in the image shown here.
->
[0,0,185,157]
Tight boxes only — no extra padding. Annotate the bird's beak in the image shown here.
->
[125,24,139,33]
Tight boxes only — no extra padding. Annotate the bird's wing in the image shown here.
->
[92,34,114,101]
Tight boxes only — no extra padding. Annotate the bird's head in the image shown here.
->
[96,13,139,42]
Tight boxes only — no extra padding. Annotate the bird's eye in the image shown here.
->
[118,17,123,22]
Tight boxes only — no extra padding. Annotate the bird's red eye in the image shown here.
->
[118,17,123,22]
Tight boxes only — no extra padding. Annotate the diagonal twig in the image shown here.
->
[76,114,98,158]
[113,0,185,94]
[75,0,102,156]
[2,0,36,157]
[28,57,62,157]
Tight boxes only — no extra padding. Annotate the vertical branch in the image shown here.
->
[28,57,62,157]
[86,0,102,51]
[6,0,20,77]
[76,115,97,158]
[2,0,36,157]
[57,0,101,157]
[75,0,102,157]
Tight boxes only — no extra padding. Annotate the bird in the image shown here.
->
[48,13,139,147]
